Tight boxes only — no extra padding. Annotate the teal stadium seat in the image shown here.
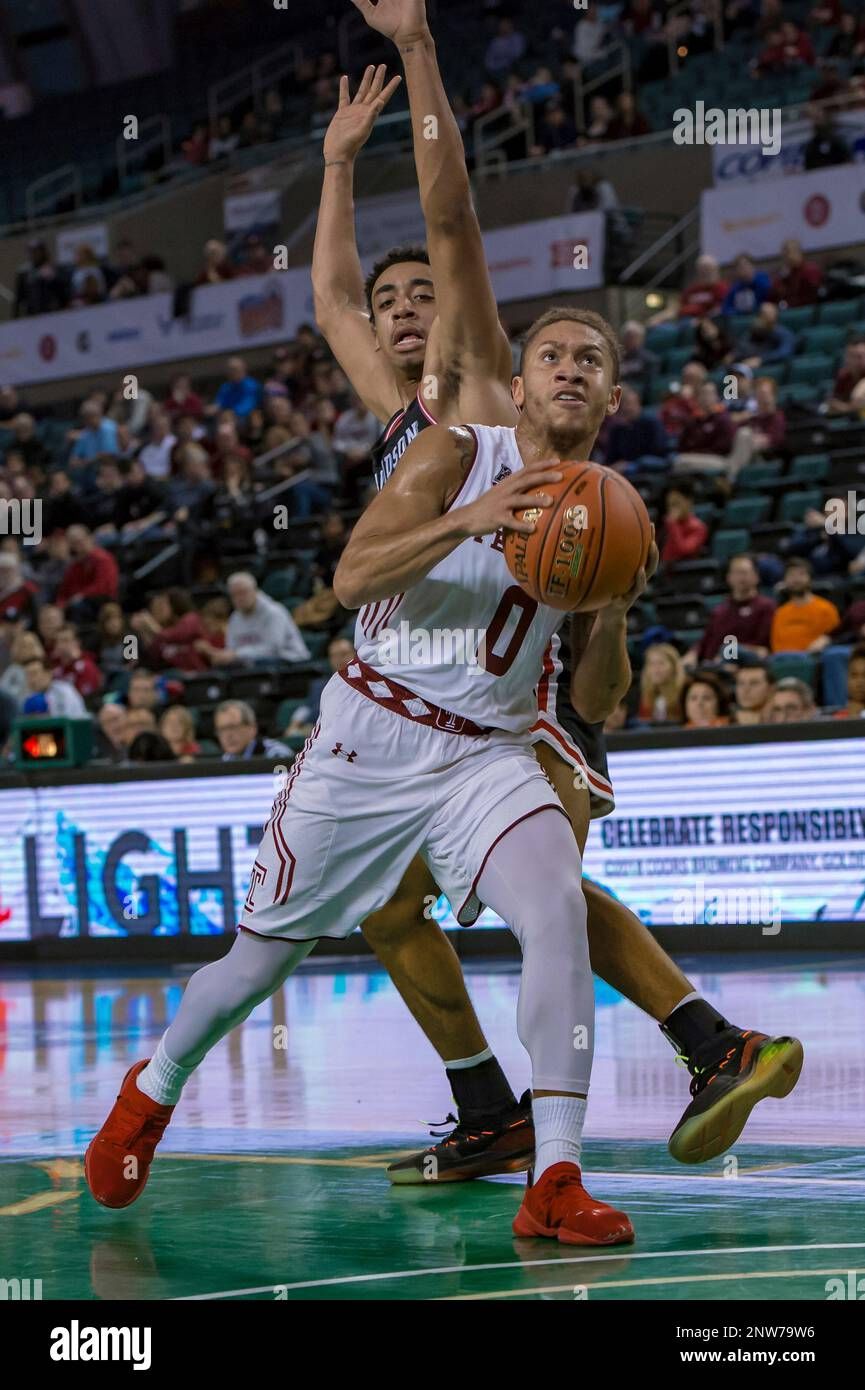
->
[722,495,771,527]
[711,528,750,563]
[769,652,817,690]
[800,326,848,356]
[777,489,824,523]
[819,299,864,326]
[789,453,829,483]
[737,460,783,490]
[788,354,833,384]
[262,568,299,601]
[778,306,817,331]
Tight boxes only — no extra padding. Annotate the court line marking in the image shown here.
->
[440,1267,849,1300]
[177,1242,865,1299]
[0,1191,80,1217]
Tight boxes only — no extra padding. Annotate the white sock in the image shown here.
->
[532,1094,586,1181]
[445,1047,493,1070]
[137,1036,194,1106]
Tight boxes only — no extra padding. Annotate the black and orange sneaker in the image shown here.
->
[387,1090,534,1185]
[668,1029,804,1164]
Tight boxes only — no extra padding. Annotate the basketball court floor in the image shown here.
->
[2,951,863,1301]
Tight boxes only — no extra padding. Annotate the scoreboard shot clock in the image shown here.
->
[13,717,94,769]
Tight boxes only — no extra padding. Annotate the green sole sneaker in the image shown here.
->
[669,1032,804,1165]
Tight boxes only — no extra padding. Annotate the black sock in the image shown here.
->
[446,1055,517,1121]
[660,998,738,1062]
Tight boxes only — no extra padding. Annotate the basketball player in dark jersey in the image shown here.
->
[311,1,801,1181]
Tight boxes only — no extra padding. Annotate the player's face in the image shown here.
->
[370,262,436,370]
[513,322,619,451]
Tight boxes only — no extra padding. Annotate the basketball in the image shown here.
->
[504,461,652,612]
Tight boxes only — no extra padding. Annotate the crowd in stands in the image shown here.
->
[2,214,865,772]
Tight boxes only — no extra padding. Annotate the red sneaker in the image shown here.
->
[512,1162,635,1246]
[84,1060,175,1209]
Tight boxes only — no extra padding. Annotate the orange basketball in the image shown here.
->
[504,461,651,612]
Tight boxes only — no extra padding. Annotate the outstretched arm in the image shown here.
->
[334,425,561,607]
[312,65,403,420]
[352,0,512,383]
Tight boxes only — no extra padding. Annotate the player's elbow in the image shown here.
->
[333,557,363,610]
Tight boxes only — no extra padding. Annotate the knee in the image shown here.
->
[362,893,426,953]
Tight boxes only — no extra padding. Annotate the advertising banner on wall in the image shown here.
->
[712,113,865,186]
[1,732,862,942]
[55,222,110,267]
[701,161,865,262]
[0,212,606,387]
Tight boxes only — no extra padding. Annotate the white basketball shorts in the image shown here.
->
[239,671,566,941]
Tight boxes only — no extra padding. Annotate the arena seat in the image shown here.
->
[722,496,771,528]
[819,299,864,326]
[711,528,750,563]
[769,652,818,690]
[777,489,824,523]
[788,454,830,483]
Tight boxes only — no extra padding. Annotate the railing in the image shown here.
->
[573,40,632,133]
[24,165,83,225]
[116,114,173,187]
[619,206,700,290]
[207,43,302,129]
[474,103,533,174]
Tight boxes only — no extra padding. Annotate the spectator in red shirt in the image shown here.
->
[695,554,776,663]
[56,524,120,621]
[181,123,209,166]
[659,481,708,566]
[770,238,823,308]
[133,588,208,673]
[659,361,706,436]
[51,625,105,698]
[164,374,205,423]
[674,377,781,482]
[676,256,728,319]
[0,552,38,625]
[826,339,865,414]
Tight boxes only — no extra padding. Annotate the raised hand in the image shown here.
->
[349,0,430,45]
[323,65,402,164]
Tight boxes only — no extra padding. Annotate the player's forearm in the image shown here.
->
[334,509,470,608]
[570,611,632,723]
[311,160,365,322]
[398,32,472,228]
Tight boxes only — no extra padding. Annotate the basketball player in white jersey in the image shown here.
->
[87,316,643,1244]
[308,0,802,1181]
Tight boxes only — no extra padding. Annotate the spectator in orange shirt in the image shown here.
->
[770,557,841,652]
[659,481,708,566]
[682,670,732,727]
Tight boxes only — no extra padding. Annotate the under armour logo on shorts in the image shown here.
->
[331,743,358,762]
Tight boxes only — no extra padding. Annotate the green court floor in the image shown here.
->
[3,1140,863,1300]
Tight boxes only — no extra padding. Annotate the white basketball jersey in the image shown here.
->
[354,424,565,732]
